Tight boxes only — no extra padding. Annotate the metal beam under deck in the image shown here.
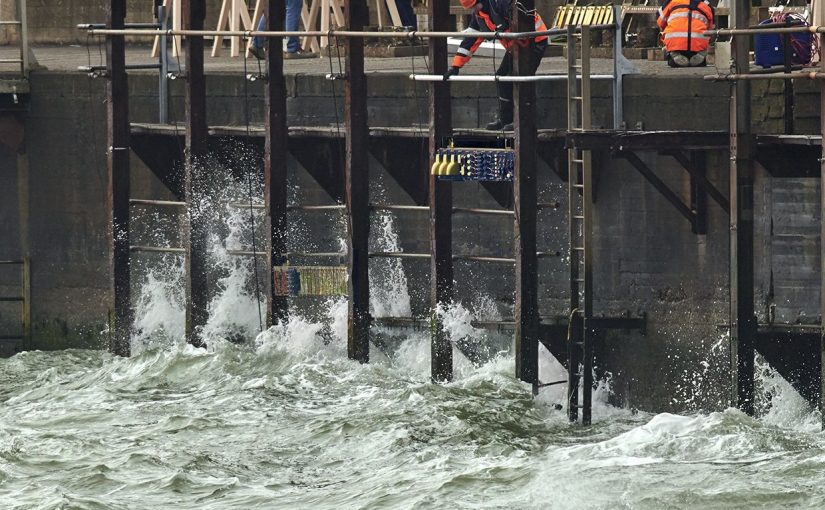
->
[567,130,729,151]
[129,123,568,141]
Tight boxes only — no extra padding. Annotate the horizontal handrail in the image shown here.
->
[414,74,614,82]
[82,24,615,40]
[705,72,825,81]
[80,64,161,72]
[707,25,825,37]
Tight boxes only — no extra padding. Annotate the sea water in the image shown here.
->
[2,164,825,509]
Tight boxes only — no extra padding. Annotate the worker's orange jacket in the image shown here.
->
[452,0,548,69]
[656,0,714,53]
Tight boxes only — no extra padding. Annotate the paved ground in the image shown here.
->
[0,43,710,78]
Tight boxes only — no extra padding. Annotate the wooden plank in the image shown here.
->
[266,0,289,325]
[729,0,755,416]
[183,0,209,348]
[429,0,453,383]
[513,0,538,388]
[107,0,131,357]
[345,0,370,363]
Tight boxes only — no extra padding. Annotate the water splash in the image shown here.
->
[369,211,412,318]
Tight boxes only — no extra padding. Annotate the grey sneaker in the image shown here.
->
[284,49,317,59]
[671,52,689,67]
[689,52,707,67]
[249,46,266,60]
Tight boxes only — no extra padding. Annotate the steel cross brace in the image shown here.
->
[617,150,698,230]
[664,150,730,213]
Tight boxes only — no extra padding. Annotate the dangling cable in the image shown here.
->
[242,35,265,334]
[85,34,106,188]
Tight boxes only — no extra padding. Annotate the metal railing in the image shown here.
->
[0,0,29,77]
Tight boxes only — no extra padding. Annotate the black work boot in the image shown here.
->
[485,103,514,130]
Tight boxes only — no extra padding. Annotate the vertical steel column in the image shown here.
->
[345,0,370,362]
[265,0,289,326]
[107,0,131,357]
[21,257,30,349]
[729,0,755,415]
[690,151,708,235]
[182,0,209,347]
[429,0,453,382]
[820,0,825,429]
[513,0,538,389]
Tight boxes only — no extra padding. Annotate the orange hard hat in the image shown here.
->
[460,0,477,9]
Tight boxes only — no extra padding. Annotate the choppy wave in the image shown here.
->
[2,324,825,509]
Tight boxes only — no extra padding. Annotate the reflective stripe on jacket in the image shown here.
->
[451,0,548,68]
[656,0,714,53]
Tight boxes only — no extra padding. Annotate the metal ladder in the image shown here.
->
[0,258,31,351]
[566,24,594,425]
[0,0,29,77]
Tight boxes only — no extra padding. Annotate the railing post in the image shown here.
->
[18,0,28,77]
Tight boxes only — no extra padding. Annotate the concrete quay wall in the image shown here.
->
[0,68,819,412]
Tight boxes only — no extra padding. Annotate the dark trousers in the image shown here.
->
[496,41,547,115]
[395,0,417,28]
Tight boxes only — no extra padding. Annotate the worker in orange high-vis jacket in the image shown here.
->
[443,0,548,130]
[657,0,714,67]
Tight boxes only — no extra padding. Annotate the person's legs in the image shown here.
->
[394,0,417,28]
[285,0,302,53]
[486,51,514,129]
[668,50,690,67]
[253,14,265,50]
[688,50,707,67]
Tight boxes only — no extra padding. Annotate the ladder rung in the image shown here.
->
[573,247,585,251]
[0,59,23,64]
[572,158,584,164]
[573,215,584,219]
[574,278,585,282]
[537,380,567,388]
[572,184,584,189]
[571,96,583,101]
[0,21,22,26]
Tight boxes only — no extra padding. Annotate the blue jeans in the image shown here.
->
[253,0,303,53]
[395,0,416,28]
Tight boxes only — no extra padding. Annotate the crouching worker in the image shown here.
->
[444,0,548,130]
[657,0,714,67]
